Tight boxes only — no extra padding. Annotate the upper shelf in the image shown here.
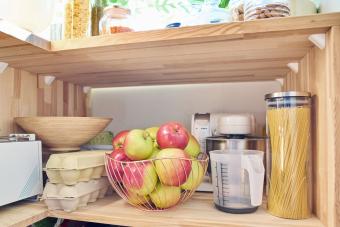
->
[1,13,340,88]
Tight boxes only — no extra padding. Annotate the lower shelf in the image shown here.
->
[0,193,324,227]
[48,193,323,227]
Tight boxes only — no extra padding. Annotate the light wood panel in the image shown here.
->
[0,201,47,227]
[0,193,324,227]
[1,14,340,87]
[0,67,37,136]
[283,26,340,227]
[0,67,87,136]
[37,77,86,117]
[48,193,323,227]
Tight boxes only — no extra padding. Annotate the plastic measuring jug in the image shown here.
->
[210,150,265,214]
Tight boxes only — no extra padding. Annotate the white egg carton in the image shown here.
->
[45,150,108,185]
[42,177,109,212]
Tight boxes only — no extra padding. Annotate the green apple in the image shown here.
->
[184,135,201,158]
[180,161,205,190]
[154,148,192,186]
[148,146,160,159]
[145,126,159,148]
[122,162,158,196]
[127,191,151,205]
[150,183,181,209]
[124,129,153,160]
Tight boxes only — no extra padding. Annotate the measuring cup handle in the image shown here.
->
[243,155,265,207]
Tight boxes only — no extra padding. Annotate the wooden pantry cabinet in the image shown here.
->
[0,13,339,227]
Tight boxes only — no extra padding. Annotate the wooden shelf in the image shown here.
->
[0,193,324,227]
[1,13,340,87]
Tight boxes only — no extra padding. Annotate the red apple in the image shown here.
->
[124,129,154,160]
[122,161,158,195]
[156,122,189,149]
[113,130,129,150]
[107,148,131,182]
[154,148,192,186]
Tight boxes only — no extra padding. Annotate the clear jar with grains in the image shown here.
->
[91,0,107,36]
[63,0,90,39]
[100,5,133,35]
[244,0,290,21]
[265,91,311,219]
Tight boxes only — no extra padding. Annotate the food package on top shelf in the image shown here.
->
[229,0,244,21]
[42,177,109,212]
[244,0,290,21]
[45,151,108,186]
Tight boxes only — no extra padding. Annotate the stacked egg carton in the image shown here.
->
[43,151,110,212]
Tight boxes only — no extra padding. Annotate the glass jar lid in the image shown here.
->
[265,91,311,100]
[103,5,131,18]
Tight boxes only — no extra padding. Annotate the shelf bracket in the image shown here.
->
[308,33,326,50]
[0,62,8,74]
[276,78,284,86]
[44,75,56,86]
[83,86,91,94]
[287,63,299,73]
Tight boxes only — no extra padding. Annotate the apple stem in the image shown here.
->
[143,131,150,139]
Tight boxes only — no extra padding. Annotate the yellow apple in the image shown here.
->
[150,183,181,209]
[180,161,205,190]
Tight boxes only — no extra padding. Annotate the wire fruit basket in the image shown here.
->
[105,153,209,211]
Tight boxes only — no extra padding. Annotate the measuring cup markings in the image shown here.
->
[210,150,265,211]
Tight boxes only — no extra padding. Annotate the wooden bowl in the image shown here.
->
[15,117,112,152]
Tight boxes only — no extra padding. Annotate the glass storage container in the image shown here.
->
[91,0,107,36]
[265,91,311,219]
[63,0,90,39]
[100,5,133,35]
[244,0,290,21]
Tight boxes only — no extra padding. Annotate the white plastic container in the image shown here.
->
[45,150,108,185]
[210,150,265,213]
[218,114,254,135]
[42,177,109,212]
[288,0,317,16]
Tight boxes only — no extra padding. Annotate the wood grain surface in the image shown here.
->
[283,26,340,227]
[0,193,324,227]
[0,67,86,136]
[0,13,340,87]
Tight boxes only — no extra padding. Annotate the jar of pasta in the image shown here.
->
[99,5,133,35]
[244,0,290,20]
[63,0,90,39]
[265,91,311,219]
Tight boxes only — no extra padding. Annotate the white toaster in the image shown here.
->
[0,141,43,206]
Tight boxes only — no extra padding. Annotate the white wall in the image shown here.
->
[320,0,340,12]
[91,81,281,134]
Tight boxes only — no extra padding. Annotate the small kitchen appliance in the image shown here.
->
[0,137,43,206]
[192,113,266,192]
[210,150,265,213]
[191,113,256,153]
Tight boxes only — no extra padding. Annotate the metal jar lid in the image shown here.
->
[265,91,311,100]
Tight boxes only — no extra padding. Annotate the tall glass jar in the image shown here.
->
[63,0,90,39]
[100,5,133,35]
[244,0,290,20]
[265,91,311,219]
[91,0,107,36]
